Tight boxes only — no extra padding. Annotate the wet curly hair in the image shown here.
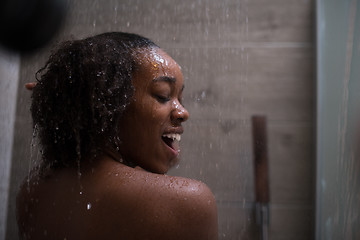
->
[31,32,158,172]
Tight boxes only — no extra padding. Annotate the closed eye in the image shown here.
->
[156,95,170,103]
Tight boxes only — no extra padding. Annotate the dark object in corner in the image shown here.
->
[0,0,66,54]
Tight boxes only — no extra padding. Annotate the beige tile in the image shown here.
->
[166,47,314,122]
[269,205,314,240]
[56,0,314,49]
[215,202,314,240]
[246,0,314,43]
[243,47,314,121]
[217,203,258,240]
[268,122,314,205]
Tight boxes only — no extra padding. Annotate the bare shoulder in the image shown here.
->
[102,162,218,240]
[16,157,218,239]
[159,175,218,240]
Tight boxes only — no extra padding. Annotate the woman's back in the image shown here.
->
[17,156,218,239]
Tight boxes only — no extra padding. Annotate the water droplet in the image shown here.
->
[87,203,92,210]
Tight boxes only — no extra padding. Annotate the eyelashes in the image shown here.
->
[155,95,171,103]
[153,92,184,107]
[155,95,185,107]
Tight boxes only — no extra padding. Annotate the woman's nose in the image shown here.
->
[171,100,189,123]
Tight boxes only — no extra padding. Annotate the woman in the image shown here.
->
[17,32,218,239]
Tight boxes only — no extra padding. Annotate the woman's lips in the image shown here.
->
[162,133,181,142]
[162,133,181,155]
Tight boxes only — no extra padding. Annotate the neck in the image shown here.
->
[102,147,137,168]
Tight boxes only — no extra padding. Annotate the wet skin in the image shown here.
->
[17,48,218,239]
[17,156,218,240]
[118,48,189,173]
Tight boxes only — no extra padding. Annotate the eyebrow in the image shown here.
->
[152,76,185,91]
[152,76,176,83]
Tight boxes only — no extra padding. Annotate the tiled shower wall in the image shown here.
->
[5,0,315,239]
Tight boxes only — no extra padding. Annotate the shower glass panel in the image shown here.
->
[316,0,360,239]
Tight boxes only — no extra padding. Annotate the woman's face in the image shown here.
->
[118,48,189,174]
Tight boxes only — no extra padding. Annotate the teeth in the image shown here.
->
[162,133,181,142]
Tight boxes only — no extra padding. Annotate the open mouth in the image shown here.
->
[162,133,181,152]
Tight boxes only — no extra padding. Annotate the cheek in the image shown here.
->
[151,105,171,125]
[130,92,171,129]
[134,101,156,121]
[137,99,167,121]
